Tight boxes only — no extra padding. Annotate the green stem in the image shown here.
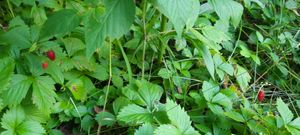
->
[158,15,167,63]
[116,40,133,83]
[97,39,112,135]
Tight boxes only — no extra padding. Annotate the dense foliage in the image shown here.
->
[0,0,300,134]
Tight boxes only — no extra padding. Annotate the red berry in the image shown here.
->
[257,90,265,102]
[46,50,56,61]
[42,62,48,69]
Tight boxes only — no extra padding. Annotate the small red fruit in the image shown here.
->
[46,50,56,61]
[42,62,48,69]
[257,90,265,102]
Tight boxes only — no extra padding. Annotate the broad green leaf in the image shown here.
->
[286,126,300,135]
[113,97,131,115]
[136,80,164,108]
[289,118,300,129]
[2,74,32,106]
[85,0,135,58]
[117,104,153,124]
[0,57,15,91]
[112,75,123,88]
[45,62,64,84]
[166,99,200,135]
[190,28,222,51]
[202,81,219,101]
[224,111,245,122]
[208,0,243,28]
[62,37,85,56]
[32,76,57,114]
[212,93,232,110]
[81,115,95,132]
[198,44,215,80]
[40,9,80,39]
[1,106,26,131]
[154,124,181,135]
[213,54,234,76]
[153,0,200,37]
[247,120,268,134]
[103,0,135,38]
[23,104,50,123]
[70,105,87,118]
[207,103,224,115]
[0,17,31,49]
[87,64,109,81]
[135,123,154,135]
[95,111,116,126]
[72,56,96,71]
[236,66,251,92]
[276,98,294,124]
[66,76,92,101]
[158,68,172,79]
[202,25,230,44]
[16,121,45,135]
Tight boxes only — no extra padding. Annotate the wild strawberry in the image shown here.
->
[46,50,56,61]
[257,90,265,102]
[42,62,48,69]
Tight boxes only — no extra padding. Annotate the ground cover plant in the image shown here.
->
[0,0,300,134]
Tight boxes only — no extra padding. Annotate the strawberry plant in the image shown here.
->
[0,0,300,135]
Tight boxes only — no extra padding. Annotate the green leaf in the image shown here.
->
[113,97,131,115]
[40,9,80,39]
[85,0,135,58]
[224,111,245,122]
[289,118,300,130]
[135,123,154,135]
[208,0,243,28]
[256,31,264,43]
[2,74,32,106]
[32,76,57,114]
[212,93,232,110]
[1,106,45,135]
[0,17,31,49]
[276,98,294,124]
[236,66,251,92]
[158,68,172,79]
[153,0,200,37]
[16,121,45,135]
[207,103,224,115]
[202,25,230,44]
[117,104,153,124]
[202,81,219,101]
[136,80,164,108]
[190,28,222,51]
[0,57,15,91]
[87,64,109,81]
[81,115,95,132]
[62,37,85,56]
[103,0,135,38]
[247,120,268,134]
[198,44,215,80]
[112,75,123,88]
[166,99,200,135]
[1,106,26,131]
[136,80,163,107]
[95,111,116,126]
[286,126,300,135]
[154,124,181,135]
[45,62,64,84]
[66,76,92,101]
